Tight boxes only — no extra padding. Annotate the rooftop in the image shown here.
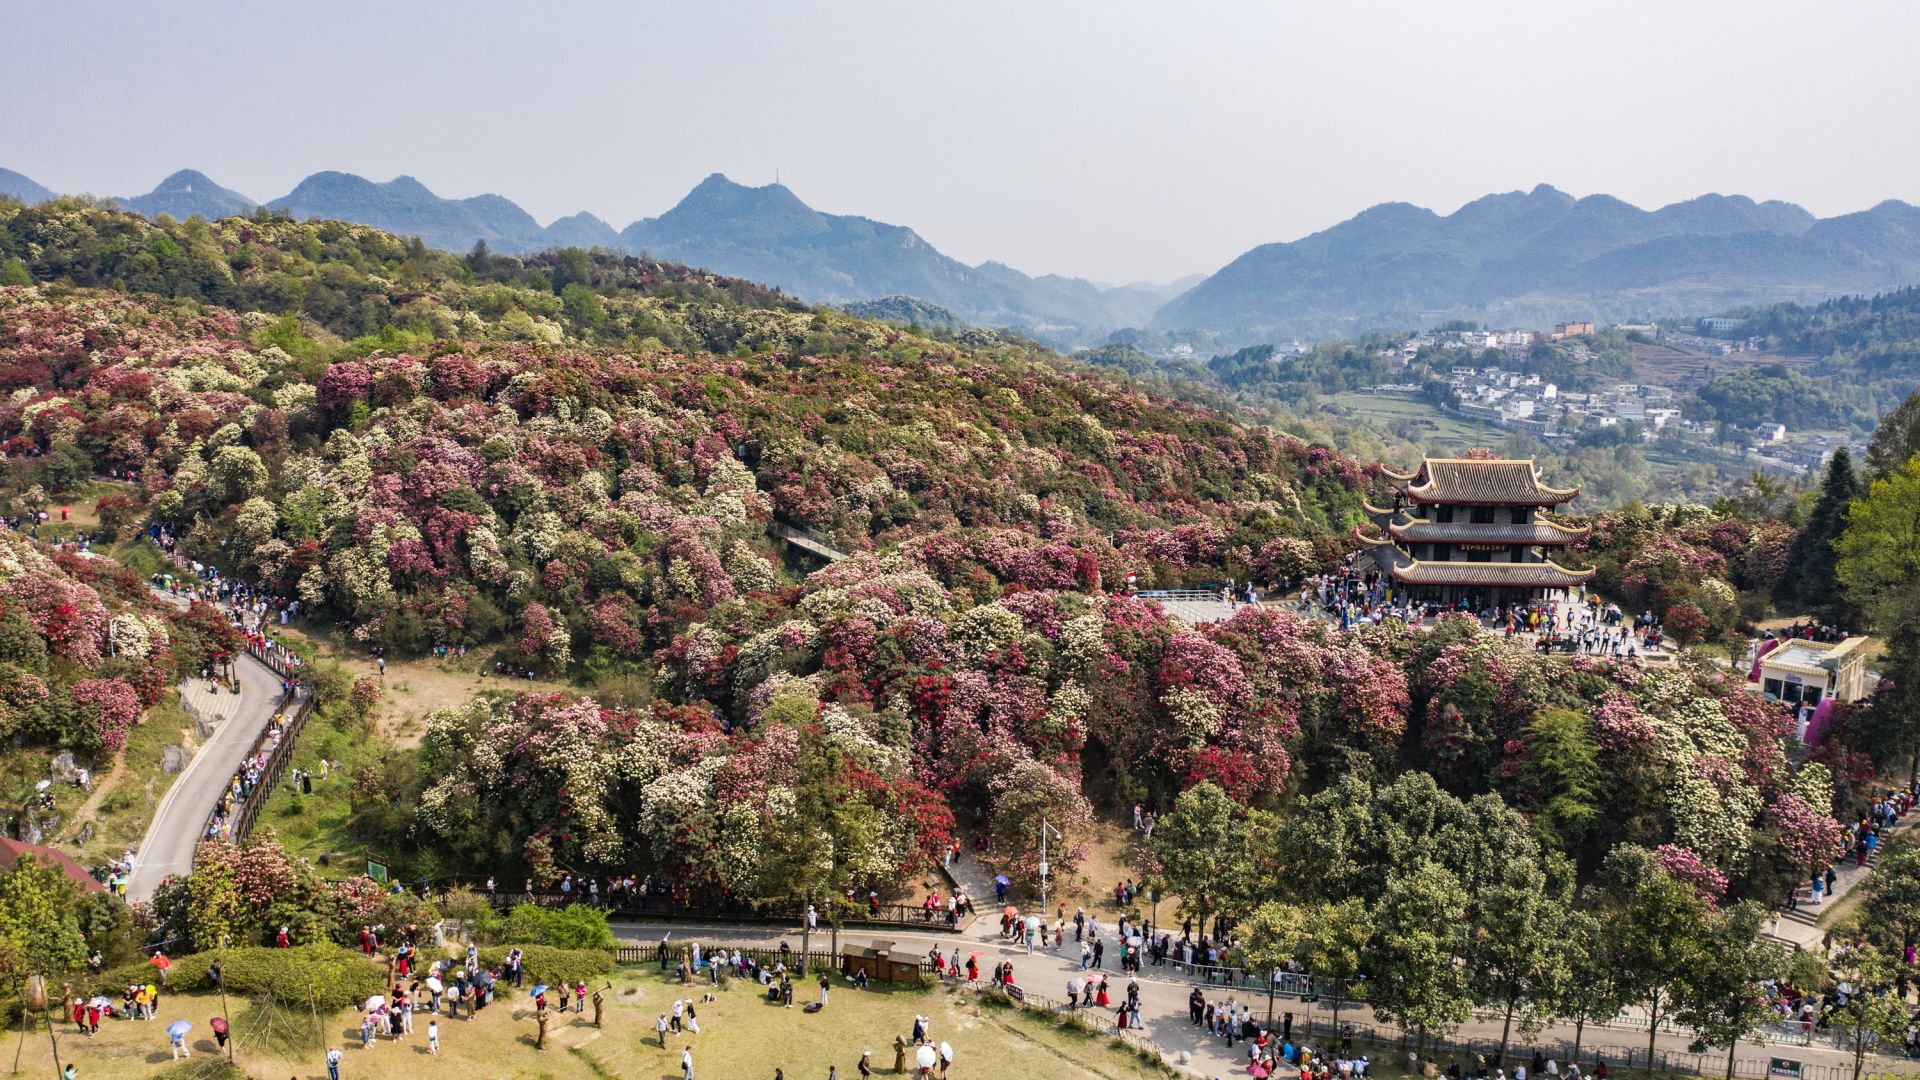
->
[1763,636,1869,677]
[1385,457,1580,506]
[1388,520,1589,545]
[1388,558,1596,588]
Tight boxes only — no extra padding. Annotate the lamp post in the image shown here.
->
[1037,819,1061,919]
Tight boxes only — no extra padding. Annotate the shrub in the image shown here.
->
[90,946,386,1013]
[476,944,612,987]
[499,903,614,949]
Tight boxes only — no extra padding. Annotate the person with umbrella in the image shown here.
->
[994,874,1009,902]
[939,1041,953,1077]
[916,1043,938,1078]
[166,1019,191,1059]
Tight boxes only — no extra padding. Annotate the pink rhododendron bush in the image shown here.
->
[150,831,438,951]
[0,526,223,757]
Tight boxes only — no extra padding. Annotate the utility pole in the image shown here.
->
[1037,819,1062,919]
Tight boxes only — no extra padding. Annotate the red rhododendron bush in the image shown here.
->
[0,526,228,756]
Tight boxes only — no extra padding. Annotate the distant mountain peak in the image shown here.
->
[386,174,434,197]
[117,169,254,219]
[153,168,219,193]
[0,167,57,205]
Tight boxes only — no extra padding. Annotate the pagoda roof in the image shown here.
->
[1388,519,1589,545]
[1390,457,1580,506]
[1388,558,1595,588]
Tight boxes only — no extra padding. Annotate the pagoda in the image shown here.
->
[1353,453,1594,607]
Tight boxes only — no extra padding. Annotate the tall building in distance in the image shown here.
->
[1356,454,1594,607]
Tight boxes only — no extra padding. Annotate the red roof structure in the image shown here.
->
[0,838,106,893]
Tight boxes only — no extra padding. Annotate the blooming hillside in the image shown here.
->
[0,203,1853,912]
[0,527,236,756]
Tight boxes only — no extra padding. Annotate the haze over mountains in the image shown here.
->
[1156,184,1920,342]
[6,168,1920,347]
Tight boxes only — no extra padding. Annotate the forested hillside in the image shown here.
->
[1,197,1897,918]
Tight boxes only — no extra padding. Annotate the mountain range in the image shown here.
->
[1154,184,1920,341]
[0,166,1171,345]
[6,168,1920,347]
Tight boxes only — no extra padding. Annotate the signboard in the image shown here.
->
[1004,984,1025,1003]
[1767,1059,1802,1080]
[1458,544,1508,553]
[366,857,389,882]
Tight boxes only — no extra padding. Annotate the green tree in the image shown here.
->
[1599,845,1711,1077]
[1835,454,1920,630]
[1518,708,1602,850]
[1827,946,1911,1080]
[1368,861,1472,1050]
[1789,447,1861,617]
[1550,910,1631,1068]
[1673,902,1784,1080]
[37,441,92,494]
[1863,387,1920,479]
[758,728,885,959]
[1234,900,1314,1027]
[0,854,87,984]
[1303,898,1370,1037]
[1471,860,1572,1065]
[1836,457,1920,785]
[1855,843,1920,956]
[1147,781,1275,934]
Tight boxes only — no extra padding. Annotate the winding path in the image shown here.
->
[124,594,285,902]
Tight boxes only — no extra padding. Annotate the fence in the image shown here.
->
[192,682,314,859]
[479,888,967,933]
[612,942,938,979]
[1274,1009,1920,1080]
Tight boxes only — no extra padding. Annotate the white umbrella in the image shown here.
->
[916,1045,938,1069]
[1024,915,1041,930]
[939,1041,953,1063]
[1126,933,1142,947]
[425,976,443,993]
[364,995,386,1012]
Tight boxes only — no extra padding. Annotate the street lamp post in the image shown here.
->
[1037,819,1062,919]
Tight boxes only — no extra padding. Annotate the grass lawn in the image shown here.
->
[23,965,1174,1080]
[254,711,379,875]
[108,536,174,579]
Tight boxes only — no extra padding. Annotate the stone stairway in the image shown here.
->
[1770,812,1911,946]
[177,677,242,733]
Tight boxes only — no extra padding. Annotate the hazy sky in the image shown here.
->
[4,0,1918,283]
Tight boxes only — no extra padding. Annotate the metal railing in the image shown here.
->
[478,888,967,933]
[192,684,312,856]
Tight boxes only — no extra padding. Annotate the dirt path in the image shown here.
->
[56,756,128,836]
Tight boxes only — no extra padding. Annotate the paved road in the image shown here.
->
[124,600,284,901]
[604,912,1908,1080]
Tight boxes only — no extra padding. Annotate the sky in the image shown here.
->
[4,0,1919,283]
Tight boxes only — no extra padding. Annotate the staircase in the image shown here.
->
[1771,813,1910,944]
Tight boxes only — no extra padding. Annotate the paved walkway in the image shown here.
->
[603,912,1900,1080]
[124,592,285,901]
